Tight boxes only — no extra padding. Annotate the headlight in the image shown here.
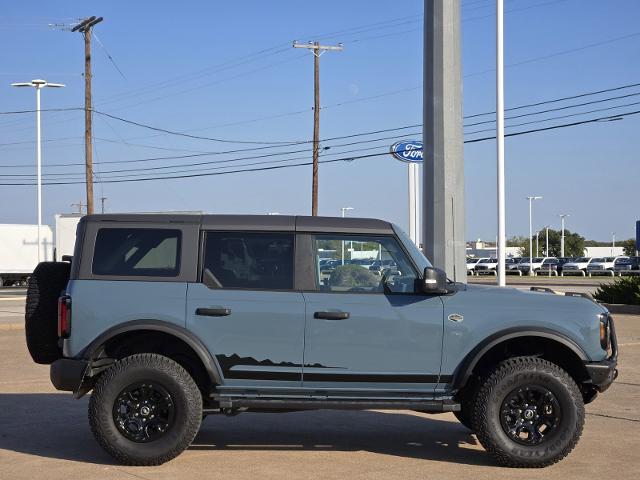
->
[599,313,611,352]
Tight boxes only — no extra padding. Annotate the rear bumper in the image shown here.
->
[50,358,88,392]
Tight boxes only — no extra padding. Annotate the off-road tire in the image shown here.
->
[89,354,202,465]
[25,261,70,364]
[471,356,584,468]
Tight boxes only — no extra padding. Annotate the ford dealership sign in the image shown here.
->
[390,140,423,163]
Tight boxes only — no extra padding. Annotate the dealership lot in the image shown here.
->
[0,290,638,479]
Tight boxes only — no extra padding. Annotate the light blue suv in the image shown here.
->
[24,214,617,467]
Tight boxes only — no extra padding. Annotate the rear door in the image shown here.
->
[301,233,444,392]
[186,231,305,387]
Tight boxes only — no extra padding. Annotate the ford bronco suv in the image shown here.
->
[25,214,617,467]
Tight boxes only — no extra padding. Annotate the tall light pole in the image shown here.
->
[527,196,542,276]
[535,231,539,257]
[545,225,550,277]
[496,0,506,287]
[611,232,616,256]
[559,213,569,257]
[11,79,65,262]
[340,207,354,265]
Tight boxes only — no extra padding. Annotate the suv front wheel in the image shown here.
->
[89,353,202,465]
[471,356,584,468]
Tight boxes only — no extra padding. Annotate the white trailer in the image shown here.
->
[54,213,82,261]
[0,224,54,286]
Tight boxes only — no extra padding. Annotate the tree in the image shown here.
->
[512,229,585,257]
[621,238,637,256]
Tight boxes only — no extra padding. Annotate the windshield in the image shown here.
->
[479,259,494,263]
[533,257,543,262]
[592,258,605,262]
[521,257,530,262]
[574,257,589,262]
[467,258,480,264]
[617,258,631,264]
[392,225,432,271]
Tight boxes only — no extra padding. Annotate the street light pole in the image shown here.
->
[536,231,539,257]
[612,232,616,255]
[496,0,506,287]
[11,79,65,262]
[559,213,569,257]
[340,207,353,265]
[527,196,542,276]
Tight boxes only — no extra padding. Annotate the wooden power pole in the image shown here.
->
[72,16,103,215]
[293,41,343,216]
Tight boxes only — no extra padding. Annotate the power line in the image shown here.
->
[2,109,637,185]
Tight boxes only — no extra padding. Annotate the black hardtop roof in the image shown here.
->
[81,213,394,235]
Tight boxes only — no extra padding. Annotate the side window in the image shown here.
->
[202,232,294,290]
[314,235,417,294]
[92,228,181,277]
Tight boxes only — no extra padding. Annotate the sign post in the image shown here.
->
[390,140,423,245]
[636,220,640,256]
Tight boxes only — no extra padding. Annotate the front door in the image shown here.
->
[302,234,444,391]
[187,231,305,387]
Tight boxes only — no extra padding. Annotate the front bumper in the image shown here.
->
[584,314,618,393]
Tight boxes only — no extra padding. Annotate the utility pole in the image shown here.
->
[293,41,343,216]
[71,201,85,214]
[423,1,466,282]
[527,196,542,275]
[72,16,103,215]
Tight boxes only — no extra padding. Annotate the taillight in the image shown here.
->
[58,295,72,338]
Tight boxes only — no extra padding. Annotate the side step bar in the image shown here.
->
[211,396,460,412]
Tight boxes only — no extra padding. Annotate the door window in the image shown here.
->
[314,235,417,293]
[202,232,294,290]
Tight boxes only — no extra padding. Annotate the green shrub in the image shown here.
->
[593,276,640,305]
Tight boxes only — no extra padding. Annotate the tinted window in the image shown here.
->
[314,235,417,294]
[93,228,181,277]
[202,232,294,290]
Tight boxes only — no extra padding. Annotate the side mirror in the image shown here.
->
[421,267,449,294]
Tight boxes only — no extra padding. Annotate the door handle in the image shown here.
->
[196,307,231,317]
[314,311,350,320]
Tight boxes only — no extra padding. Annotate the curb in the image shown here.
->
[0,323,23,331]
[603,304,640,315]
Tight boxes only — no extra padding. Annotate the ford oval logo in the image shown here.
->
[390,140,423,163]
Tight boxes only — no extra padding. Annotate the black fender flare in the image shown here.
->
[79,319,223,385]
[450,327,589,390]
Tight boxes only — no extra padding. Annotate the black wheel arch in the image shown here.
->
[450,327,589,391]
[79,319,223,386]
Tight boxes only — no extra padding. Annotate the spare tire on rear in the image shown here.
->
[25,262,71,364]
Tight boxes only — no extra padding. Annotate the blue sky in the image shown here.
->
[0,0,638,242]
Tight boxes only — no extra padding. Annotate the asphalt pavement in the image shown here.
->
[0,291,638,480]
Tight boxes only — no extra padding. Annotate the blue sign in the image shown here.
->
[390,140,423,163]
[636,220,640,251]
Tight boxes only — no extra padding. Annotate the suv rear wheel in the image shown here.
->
[89,353,202,465]
[471,356,584,468]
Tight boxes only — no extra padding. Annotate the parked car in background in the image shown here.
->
[587,256,629,275]
[369,259,397,275]
[466,257,487,275]
[614,256,640,275]
[517,257,558,275]
[473,258,498,274]
[562,257,594,276]
[505,257,522,273]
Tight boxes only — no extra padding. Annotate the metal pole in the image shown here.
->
[423,0,465,282]
[546,226,550,277]
[561,216,565,257]
[408,163,418,243]
[529,198,533,276]
[496,0,506,287]
[35,86,42,263]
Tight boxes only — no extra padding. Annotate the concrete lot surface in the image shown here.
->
[0,295,638,479]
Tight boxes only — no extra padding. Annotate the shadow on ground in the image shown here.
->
[0,393,491,466]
